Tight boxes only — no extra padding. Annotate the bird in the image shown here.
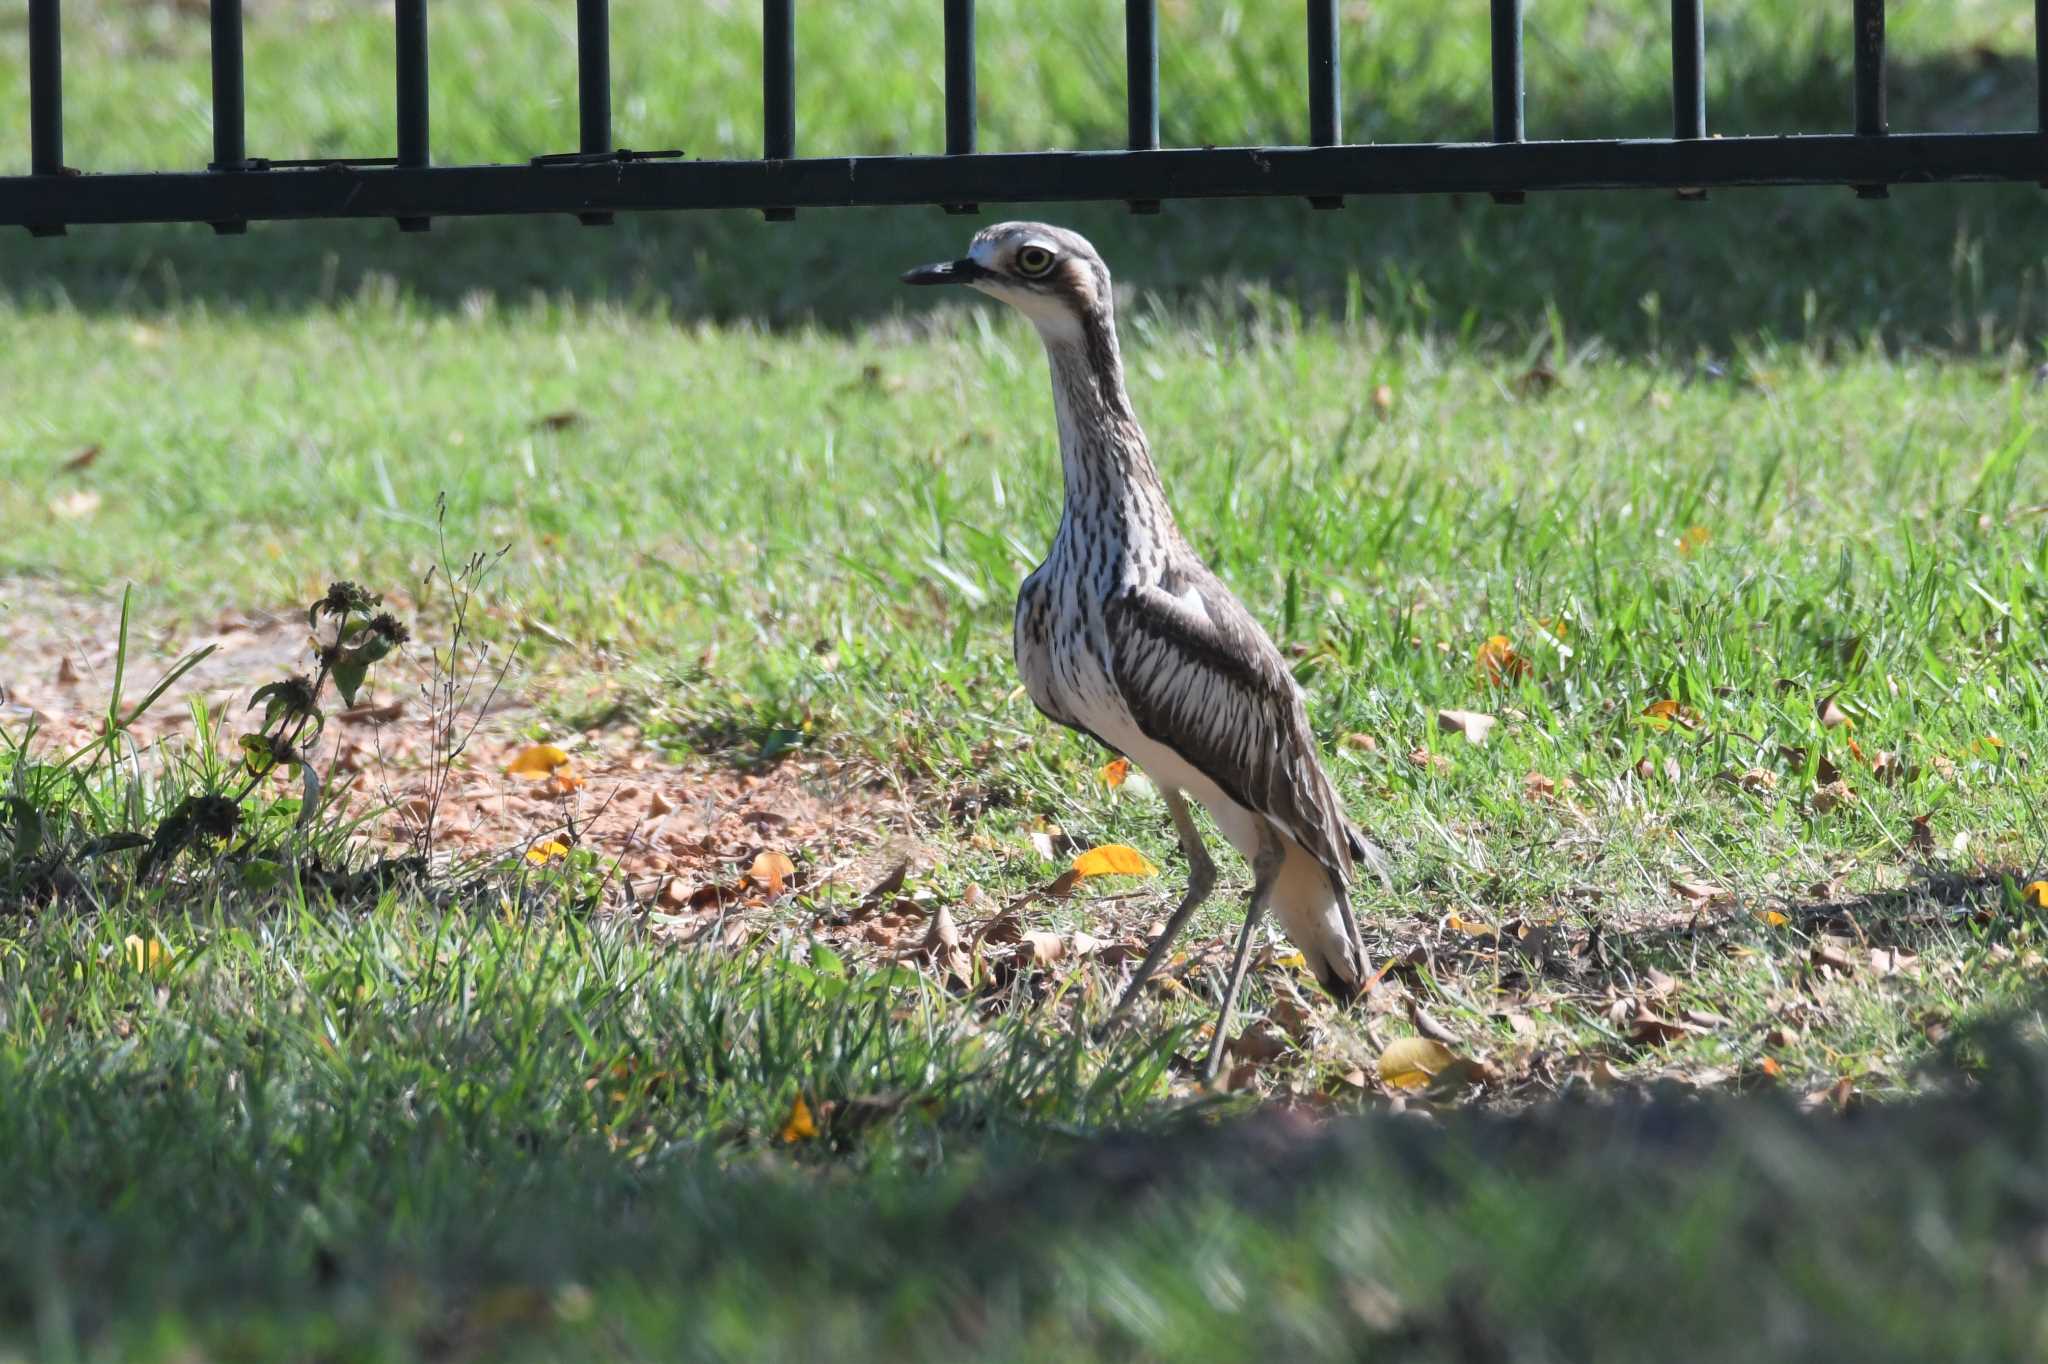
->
[902,222,1390,1079]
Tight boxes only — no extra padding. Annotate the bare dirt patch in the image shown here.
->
[1,581,915,922]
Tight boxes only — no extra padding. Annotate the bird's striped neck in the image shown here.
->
[1038,311,1173,527]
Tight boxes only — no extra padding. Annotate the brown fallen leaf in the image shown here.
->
[914,903,972,986]
[1811,779,1854,815]
[1436,709,1496,745]
[1810,939,1856,976]
[747,850,797,896]
[1226,1019,1292,1066]
[1630,1007,1703,1046]
[1868,947,1919,976]
[1407,745,1452,774]
[1672,878,1727,905]
[1019,930,1066,966]
[1817,693,1852,730]
[1892,816,1931,862]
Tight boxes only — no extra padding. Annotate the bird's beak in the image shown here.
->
[900,257,988,286]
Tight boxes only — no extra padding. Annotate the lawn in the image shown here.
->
[3,1,2048,1359]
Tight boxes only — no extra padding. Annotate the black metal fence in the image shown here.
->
[7,0,2047,237]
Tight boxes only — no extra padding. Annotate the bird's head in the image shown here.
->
[901,221,1111,343]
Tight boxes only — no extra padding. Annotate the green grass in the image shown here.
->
[4,0,2048,1358]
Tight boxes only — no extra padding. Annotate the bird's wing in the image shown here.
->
[1104,569,1365,891]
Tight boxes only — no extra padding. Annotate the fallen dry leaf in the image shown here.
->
[1071,844,1158,878]
[1641,698,1703,730]
[1436,709,1496,745]
[1377,1036,1459,1091]
[915,903,972,986]
[506,744,573,778]
[1811,779,1854,815]
[1868,947,1919,976]
[1817,693,1853,730]
[746,850,797,896]
[1475,634,1531,687]
[1898,814,1933,858]
[1226,1019,1293,1066]
[779,1094,817,1143]
[1522,771,1557,800]
[1019,930,1066,966]
[1407,745,1452,774]
[50,489,101,520]
[1672,878,1727,905]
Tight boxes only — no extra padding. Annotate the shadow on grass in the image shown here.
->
[4,56,2046,357]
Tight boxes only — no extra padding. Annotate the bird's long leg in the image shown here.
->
[1204,823,1283,1082]
[1098,788,1216,1037]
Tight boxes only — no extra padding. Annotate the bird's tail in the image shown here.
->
[1265,837,1371,1003]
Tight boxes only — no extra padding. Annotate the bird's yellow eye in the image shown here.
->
[1015,245,1055,276]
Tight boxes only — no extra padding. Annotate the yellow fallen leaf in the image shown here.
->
[525,840,569,865]
[748,850,797,895]
[1099,757,1130,788]
[506,744,572,778]
[1641,699,1702,730]
[1475,634,1530,687]
[1377,1036,1458,1091]
[2022,882,2048,910]
[780,1094,817,1143]
[1072,844,1158,878]
[123,934,170,973]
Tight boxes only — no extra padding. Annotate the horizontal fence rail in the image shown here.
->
[7,0,2048,235]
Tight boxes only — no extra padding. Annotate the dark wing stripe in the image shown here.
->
[1104,577,1355,893]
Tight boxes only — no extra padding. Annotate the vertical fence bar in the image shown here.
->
[764,0,795,158]
[210,0,245,167]
[26,0,63,236]
[942,0,977,213]
[1853,0,1885,135]
[1852,0,1886,196]
[29,0,62,174]
[762,0,795,218]
[1671,0,1704,139]
[944,0,975,155]
[1126,0,1158,149]
[2039,0,2048,139]
[1126,0,1159,211]
[1489,0,1525,202]
[577,0,611,153]
[1306,0,1342,208]
[1308,0,1340,145]
[394,0,430,231]
[209,0,247,232]
[1669,0,1705,200]
[574,0,612,223]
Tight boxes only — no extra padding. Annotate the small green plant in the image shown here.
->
[1,580,409,907]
